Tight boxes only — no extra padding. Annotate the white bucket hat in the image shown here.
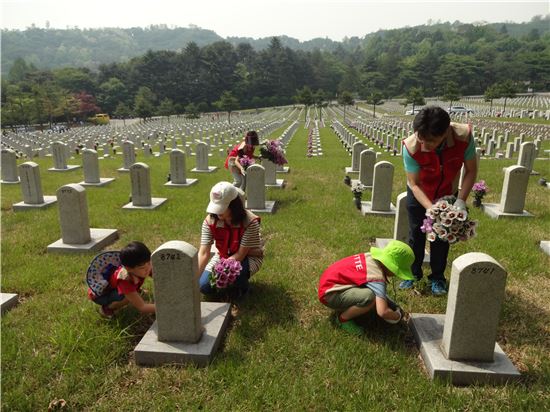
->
[206,182,244,215]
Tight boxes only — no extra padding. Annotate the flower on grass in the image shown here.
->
[209,257,242,290]
[420,195,478,244]
[351,181,366,198]
[472,180,489,203]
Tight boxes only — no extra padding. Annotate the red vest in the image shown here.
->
[207,212,260,258]
[318,254,385,304]
[224,143,255,169]
[403,123,472,202]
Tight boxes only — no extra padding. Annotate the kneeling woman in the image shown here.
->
[198,181,264,296]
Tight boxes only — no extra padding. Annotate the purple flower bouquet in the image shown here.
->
[421,196,477,244]
[209,257,242,290]
[260,140,288,166]
[239,155,255,170]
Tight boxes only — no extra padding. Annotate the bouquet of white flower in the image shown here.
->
[421,196,477,244]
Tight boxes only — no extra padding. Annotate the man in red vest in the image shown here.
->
[400,106,477,295]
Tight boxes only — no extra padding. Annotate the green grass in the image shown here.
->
[2,123,550,410]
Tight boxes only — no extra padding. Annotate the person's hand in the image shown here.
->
[384,307,402,324]
[454,198,467,211]
[241,169,246,176]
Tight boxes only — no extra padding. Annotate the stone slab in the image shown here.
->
[350,179,372,189]
[13,195,57,211]
[361,201,396,217]
[47,228,119,253]
[540,241,550,256]
[1,179,20,184]
[265,179,285,189]
[78,178,115,187]
[409,313,520,385]
[1,293,19,315]
[482,203,533,219]
[134,302,231,367]
[246,200,277,214]
[344,167,359,174]
[375,238,430,264]
[276,167,290,174]
[164,179,198,188]
[48,165,81,172]
[122,198,167,210]
[190,166,218,173]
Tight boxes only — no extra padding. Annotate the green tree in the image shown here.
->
[365,91,384,118]
[484,84,501,113]
[184,102,200,119]
[313,89,328,122]
[496,80,517,114]
[157,97,176,121]
[442,81,461,111]
[133,86,156,121]
[405,87,425,113]
[294,86,314,121]
[98,77,128,114]
[214,91,239,123]
[337,90,354,123]
[114,102,132,126]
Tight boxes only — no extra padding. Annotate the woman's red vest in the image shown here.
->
[207,212,260,258]
[403,123,472,202]
[224,143,255,169]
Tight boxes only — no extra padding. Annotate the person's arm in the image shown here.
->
[197,244,211,278]
[124,290,155,313]
[375,296,401,322]
[229,245,251,262]
[457,157,478,202]
[407,171,433,210]
[234,157,246,175]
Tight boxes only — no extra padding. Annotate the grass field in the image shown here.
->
[2,120,550,410]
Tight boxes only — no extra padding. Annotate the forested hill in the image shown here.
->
[2,15,549,74]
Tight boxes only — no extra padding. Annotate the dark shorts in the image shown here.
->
[323,287,376,310]
[92,288,125,306]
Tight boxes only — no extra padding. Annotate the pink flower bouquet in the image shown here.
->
[421,196,477,244]
[209,257,242,290]
[260,140,288,165]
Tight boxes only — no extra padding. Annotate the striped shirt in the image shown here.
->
[200,218,263,274]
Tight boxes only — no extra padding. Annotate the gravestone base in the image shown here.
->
[482,203,533,219]
[361,201,396,217]
[134,302,231,367]
[350,179,372,189]
[123,198,167,210]
[78,178,115,187]
[117,168,130,173]
[191,166,218,173]
[540,241,550,256]
[13,196,57,211]
[48,165,81,172]
[265,179,285,189]
[246,200,277,214]
[375,238,430,264]
[344,167,359,174]
[1,179,20,184]
[276,167,290,173]
[47,228,119,253]
[164,178,198,188]
[1,293,19,315]
[409,314,520,385]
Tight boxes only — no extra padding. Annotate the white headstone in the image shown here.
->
[1,148,20,183]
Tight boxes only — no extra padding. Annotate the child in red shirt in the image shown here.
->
[87,241,155,318]
[224,130,260,189]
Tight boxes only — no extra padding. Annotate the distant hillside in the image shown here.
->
[2,15,548,74]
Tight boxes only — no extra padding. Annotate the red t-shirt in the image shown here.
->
[318,254,369,304]
[88,266,149,300]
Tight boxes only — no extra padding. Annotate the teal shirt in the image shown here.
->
[403,134,476,173]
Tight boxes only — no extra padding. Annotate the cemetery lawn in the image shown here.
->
[2,123,550,410]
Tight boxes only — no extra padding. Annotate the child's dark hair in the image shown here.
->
[209,196,246,225]
[413,106,450,140]
[120,241,151,268]
[245,130,259,146]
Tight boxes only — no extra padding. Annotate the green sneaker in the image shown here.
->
[335,317,364,336]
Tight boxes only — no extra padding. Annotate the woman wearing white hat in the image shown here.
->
[198,181,264,297]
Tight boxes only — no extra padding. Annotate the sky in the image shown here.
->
[1,0,548,41]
